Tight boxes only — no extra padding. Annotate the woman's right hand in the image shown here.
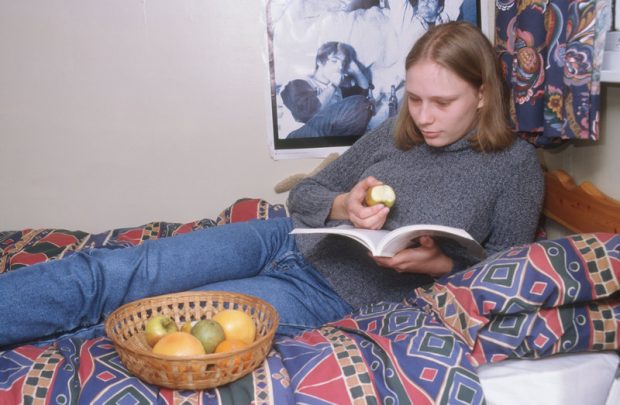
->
[330,176,390,230]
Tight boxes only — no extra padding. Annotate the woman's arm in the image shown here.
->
[485,147,545,255]
[287,119,394,229]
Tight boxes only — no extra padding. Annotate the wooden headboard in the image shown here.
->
[544,170,620,234]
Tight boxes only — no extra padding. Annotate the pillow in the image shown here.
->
[215,198,288,224]
[468,296,620,365]
[410,233,620,352]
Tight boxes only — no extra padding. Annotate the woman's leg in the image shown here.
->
[197,250,354,338]
[0,218,294,348]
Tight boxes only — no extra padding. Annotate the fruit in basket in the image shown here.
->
[152,331,206,356]
[191,320,225,354]
[215,338,251,370]
[181,321,193,334]
[145,315,179,347]
[212,309,256,345]
[365,184,396,207]
[215,338,249,354]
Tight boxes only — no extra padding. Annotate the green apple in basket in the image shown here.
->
[145,315,178,347]
[191,320,226,354]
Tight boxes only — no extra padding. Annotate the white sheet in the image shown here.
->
[477,352,619,405]
[606,371,620,405]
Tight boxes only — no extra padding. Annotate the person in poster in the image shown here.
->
[280,41,374,139]
[267,0,471,154]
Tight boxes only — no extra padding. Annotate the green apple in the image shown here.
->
[145,315,178,347]
[191,319,225,354]
[365,184,396,208]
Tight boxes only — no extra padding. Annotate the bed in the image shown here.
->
[0,170,619,404]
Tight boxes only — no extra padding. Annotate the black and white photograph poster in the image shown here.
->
[264,0,482,159]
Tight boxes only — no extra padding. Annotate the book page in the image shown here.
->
[291,225,389,255]
[291,224,485,259]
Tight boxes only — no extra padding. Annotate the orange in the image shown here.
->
[212,309,256,345]
[152,331,206,357]
[214,338,251,371]
[215,338,249,354]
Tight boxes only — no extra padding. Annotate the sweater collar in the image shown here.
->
[427,129,476,153]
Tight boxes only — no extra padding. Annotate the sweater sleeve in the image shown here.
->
[287,119,394,228]
[483,143,545,256]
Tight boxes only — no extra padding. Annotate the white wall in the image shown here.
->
[1,1,618,232]
[0,1,318,231]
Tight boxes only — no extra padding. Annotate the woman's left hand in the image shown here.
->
[371,236,453,278]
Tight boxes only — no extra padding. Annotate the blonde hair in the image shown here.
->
[393,21,513,152]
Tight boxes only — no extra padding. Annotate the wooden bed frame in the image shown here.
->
[544,169,620,234]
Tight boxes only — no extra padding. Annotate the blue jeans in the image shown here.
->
[0,218,353,348]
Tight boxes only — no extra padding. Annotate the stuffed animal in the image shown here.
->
[274,153,339,193]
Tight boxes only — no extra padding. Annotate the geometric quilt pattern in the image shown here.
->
[411,233,620,366]
[2,201,619,404]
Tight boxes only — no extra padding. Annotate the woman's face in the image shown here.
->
[406,59,483,148]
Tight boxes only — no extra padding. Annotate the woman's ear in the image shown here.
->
[477,84,485,109]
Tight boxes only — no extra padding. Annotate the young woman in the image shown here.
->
[0,22,543,349]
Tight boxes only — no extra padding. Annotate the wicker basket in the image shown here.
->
[104,291,279,390]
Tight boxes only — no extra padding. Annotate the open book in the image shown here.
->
[291,224,486,259]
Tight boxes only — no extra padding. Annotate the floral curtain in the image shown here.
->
[495,0,611,147]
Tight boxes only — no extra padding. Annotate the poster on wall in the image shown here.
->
[264,0,482,159]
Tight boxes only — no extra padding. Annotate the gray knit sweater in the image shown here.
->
[287,117,544,309]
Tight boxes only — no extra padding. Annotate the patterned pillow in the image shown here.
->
[215,198,288,225]
[410,233,620,365]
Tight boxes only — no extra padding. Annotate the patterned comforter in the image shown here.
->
[1,199,619,404]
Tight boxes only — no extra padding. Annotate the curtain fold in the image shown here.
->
[495,0,612,147]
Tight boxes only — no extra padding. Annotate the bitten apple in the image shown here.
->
[145,315,178,347]
[365,184,396,208]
